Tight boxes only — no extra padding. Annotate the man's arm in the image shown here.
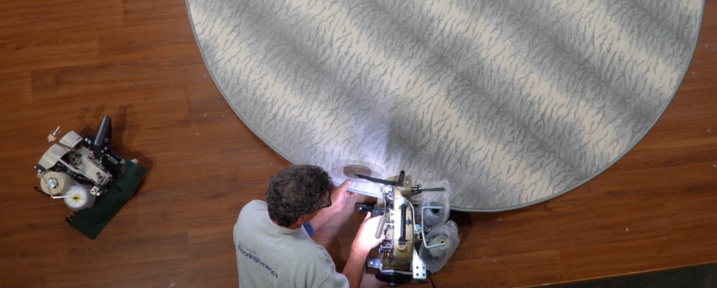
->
[310,180,353,231]
[342,213,385,288]
[309,206,338,232]
[342,245,371,288]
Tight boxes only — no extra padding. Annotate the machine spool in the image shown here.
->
[39,171,74,196]
[421,201,448,230]
[63,185,96,212]
[375,271,414,287]
[419,221,460,273]
[331,160,386,197]
[333,160,385,181]
[427,236,450,257]
[343,164,373,179]
[419,183,450,232]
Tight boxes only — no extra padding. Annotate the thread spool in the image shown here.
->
[419,220,460,273]
[427,236,450,257]
[63,185,96,212]
[39,172,74,196]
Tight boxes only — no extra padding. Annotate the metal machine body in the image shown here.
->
[356,171,448,287]
[37,131,113,193]
[378,174,415,272]
[34,117,127,211]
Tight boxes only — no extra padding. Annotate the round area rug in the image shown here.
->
[187,0,703,211]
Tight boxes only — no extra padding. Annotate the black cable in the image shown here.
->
[33,186,48,196]
[428,273,436,288]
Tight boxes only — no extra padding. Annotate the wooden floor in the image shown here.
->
[1,0,716,287]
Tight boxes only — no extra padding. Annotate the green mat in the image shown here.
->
[65,159,147,240]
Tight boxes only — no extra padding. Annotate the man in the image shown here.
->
[234,165,384,288]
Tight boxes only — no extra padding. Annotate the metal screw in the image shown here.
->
[47,177,58,188]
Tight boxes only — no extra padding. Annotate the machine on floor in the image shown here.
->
[344,165,460,287]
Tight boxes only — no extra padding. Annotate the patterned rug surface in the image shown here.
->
[187,0,703,211]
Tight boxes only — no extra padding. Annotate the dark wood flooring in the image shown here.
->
[1,0,717,287]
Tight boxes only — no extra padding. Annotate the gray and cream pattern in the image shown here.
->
[187,0,703,211]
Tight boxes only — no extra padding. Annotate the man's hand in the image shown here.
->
[329,180,355,213]
[308,180,355,232]
[343,212,386,288]
[352,212,385,253]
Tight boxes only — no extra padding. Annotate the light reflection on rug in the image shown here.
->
[187,0,703,211]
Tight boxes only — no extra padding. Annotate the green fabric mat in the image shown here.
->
[66,159,147,240]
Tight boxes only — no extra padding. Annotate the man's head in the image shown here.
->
[266,165,335,227]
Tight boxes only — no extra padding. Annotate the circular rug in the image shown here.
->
[187,0,703,211]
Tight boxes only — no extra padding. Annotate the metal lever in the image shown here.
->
[421,206,448,249]
[354,174,402,186]
[92,116,112,159]
[357,203,384,216]
[411,185,445,195]
[418,187,445,192]
[47,126,61,142]
[375,214,386,239]
[398,204,407,246]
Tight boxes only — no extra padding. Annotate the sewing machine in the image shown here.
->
[33,116,127,211]
[350,169,459,287]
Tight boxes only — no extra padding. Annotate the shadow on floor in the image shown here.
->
[553,263,717,288]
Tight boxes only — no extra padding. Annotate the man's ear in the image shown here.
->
[296,214,310,225]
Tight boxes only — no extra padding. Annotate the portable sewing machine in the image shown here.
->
[342,165,460,287]
[34,116,130,211]
[32,116,148,240]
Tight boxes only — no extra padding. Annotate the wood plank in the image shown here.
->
[432,251,565,287]
[30,88,189,130]
[0,112,36,161]
[39,256,193,288]
[2,0,717,287]
[0,0,123,38]
[0,71,31,114]
[30,62,211,99]
[0,32,100,73]
[123,0,190,27]
[560,238,672,282]
[99,21,201,65]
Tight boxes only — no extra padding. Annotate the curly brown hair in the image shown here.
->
[266,165,335,227]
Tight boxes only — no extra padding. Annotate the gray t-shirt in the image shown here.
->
[234,200,350,288]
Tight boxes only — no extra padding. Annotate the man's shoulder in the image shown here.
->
[235,200,268,237]
[238,200,266,216]
[244,199,266,209]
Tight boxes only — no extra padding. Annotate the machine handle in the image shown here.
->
[421,206,448,249]
[92,116,112,159]
[417,187,445,192]
[398,204,407,245]
[354,174,402,187]
[358,203,385,216]
[411,186,445,196]
[375,214,386,239]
